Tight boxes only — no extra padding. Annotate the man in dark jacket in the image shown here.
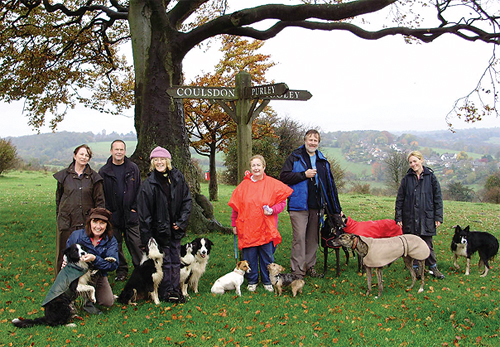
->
[99,140,142,281]
[280,129,342,279]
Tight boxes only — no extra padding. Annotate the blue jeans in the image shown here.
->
[242,242,275,285]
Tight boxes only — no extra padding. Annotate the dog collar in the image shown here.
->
[351,236,358,250]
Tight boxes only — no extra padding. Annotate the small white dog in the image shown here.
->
[211,260,251,296]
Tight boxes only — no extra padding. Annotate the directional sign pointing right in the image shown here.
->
[262,90,312,101]
[246,83,288,99]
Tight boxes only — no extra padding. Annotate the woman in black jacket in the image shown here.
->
[395,151,444,279]
[137,146,192,303]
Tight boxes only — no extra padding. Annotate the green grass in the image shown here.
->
[321,147,373,177]
[1,171,500,346]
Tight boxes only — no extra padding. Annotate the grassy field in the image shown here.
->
[1,171,500,346]
[321,147,373,178]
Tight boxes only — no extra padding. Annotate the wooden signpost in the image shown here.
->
[167,71,312,180]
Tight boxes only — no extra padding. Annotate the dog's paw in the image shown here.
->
[66,323,77,327]
[104,257,117,262]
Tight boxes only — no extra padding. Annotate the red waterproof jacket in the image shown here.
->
[228,172,293,249]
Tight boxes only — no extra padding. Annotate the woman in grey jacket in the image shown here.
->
[395,150,444,279]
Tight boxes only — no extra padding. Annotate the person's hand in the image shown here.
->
[61,259,67,269]
[173,223,179,230]
[305,169,317,178]
[81,254,96,263]
[232,227,238,235]
[263,205,273,215]
[397,221,403,227]
[435,221,441,228]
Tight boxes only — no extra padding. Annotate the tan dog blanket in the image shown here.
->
[360,234,430,268]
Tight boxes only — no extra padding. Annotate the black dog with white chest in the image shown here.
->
[12,244,91,328]
[451,225,499,277]
[118,238,164,305]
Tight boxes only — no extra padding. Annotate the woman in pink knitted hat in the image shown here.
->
[137,146,192,303]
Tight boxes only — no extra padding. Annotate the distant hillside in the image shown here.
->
[7,130,222,171]
[8,127,500,190]
[8,131,137,169]
[320,127,500,191]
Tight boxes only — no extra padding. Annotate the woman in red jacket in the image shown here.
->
[229,155,293,292]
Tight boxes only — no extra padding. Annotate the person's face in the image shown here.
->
[73,147,90,166]
[409,155,423,173]
[153,157,168,173]
[250,158,265,179]
[111,142,126,164]
[304,134,320,155]
[90,219,107,238]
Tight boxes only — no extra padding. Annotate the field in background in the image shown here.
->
[1,171,500,346]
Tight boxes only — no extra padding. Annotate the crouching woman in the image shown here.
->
[66,207,119,314]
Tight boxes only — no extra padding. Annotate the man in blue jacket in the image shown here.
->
[280,129,342,279]
[99,140,142,281]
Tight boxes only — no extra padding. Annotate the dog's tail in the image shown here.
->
[12,317,49,328]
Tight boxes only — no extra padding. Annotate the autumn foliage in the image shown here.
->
[185,36,276,200]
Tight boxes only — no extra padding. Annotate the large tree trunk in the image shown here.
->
[128,0,230,234]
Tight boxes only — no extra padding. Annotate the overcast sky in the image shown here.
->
[1,2,499,138]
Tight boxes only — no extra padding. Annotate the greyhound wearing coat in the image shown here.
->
[338,233,430,297]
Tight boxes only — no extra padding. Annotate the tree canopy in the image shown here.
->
[1,1,498,133]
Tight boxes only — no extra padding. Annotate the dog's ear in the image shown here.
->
[464,226,470,233]
[278,265,285,272]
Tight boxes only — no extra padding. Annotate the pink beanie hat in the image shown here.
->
[150,146,171,159]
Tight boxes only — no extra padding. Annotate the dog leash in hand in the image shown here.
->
[234,235,238,260]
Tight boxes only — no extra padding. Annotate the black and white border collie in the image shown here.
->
[180,237,213,296]
[12,244,92,328]
[118,238,164,305]
[451,225,499,277]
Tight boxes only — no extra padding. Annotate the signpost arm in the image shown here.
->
[213,100,237,121]
[249,99,270,123]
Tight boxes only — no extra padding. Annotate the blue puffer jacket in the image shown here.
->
[66,229,119,276]
[280,146,341,213]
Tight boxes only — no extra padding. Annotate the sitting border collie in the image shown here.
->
[12,244,92,328]
[451,225,499,277]
[118,238,163,305]
[180,237,213,296]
